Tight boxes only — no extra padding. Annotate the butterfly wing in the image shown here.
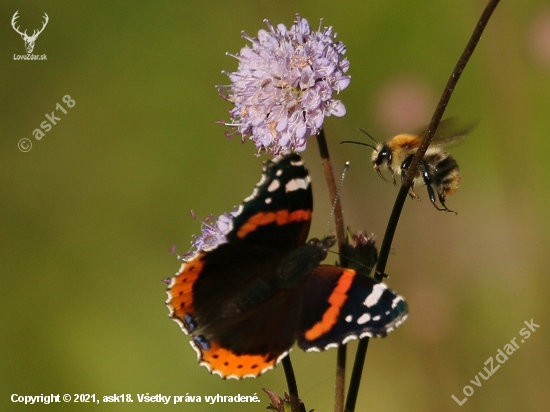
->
[166,153,314,379]
[227,152,313,250]
[297,266,408,351]
[190,267,305,379]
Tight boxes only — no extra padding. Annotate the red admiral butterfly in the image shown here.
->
[166,153,407,379]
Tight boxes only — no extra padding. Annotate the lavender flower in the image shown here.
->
[183,209,238,259]
[218,15,350,155]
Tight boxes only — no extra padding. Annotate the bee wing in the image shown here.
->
[415,118,476,148]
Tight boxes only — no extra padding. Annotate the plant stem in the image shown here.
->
[335,345,346,412]
[376,0,502,279]
[316,128,347,412]
[344,1,501,411]
[282,355,302,412]
[316,129,346,247]
[344,338,369,412]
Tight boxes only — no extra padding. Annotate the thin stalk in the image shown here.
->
[316,129,346,247]
[344,1,501,411]
[335,345,346,412]
[282,355,302,412]
[316,129,347,412]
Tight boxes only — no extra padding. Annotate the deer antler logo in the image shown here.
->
[11,11,49,54]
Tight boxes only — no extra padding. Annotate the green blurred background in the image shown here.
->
[1,0,549,411]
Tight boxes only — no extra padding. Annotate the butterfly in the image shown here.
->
[166,152,407,379]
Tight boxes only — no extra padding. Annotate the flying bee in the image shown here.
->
[341,119,474,213]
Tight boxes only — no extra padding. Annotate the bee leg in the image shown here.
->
[437,193,458,215]
[401,155,420,200]
[400,154,414,181]
[409,184,421,200]
[420,162,456,213]
[426,184,446,211]
[376,167,395,185]
[391,172,397,186]
[419,161,444,211]
[387,166,397,186]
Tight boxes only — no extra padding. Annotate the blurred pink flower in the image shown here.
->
[529,7,550,69]
[375,78,435,134]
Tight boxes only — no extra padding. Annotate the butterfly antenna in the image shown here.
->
[327,250,373,273]
[324,161,350,238]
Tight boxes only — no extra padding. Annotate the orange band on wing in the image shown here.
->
[304,269,356,341]
[236,209,311,239]
[166,253,205,320]
[195,341,281,379]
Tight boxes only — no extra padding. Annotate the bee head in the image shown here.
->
[370,143,396,184]
[371,143,391,169]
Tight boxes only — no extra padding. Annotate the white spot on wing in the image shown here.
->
[342,335,358,344]
[190,340,203,362]
[265,197,272,204]
[345,315,352,322]
[364,284,387,307]
[357,313,371,325]
[290,159,304,167]
[276,169,283,176]
[267,179,280,192]
[391,296,402,308]
[286,177,309,192]
[372,315,381,321]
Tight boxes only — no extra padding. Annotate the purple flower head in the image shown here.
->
[218,15,350,155]
[183,208,238,260]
